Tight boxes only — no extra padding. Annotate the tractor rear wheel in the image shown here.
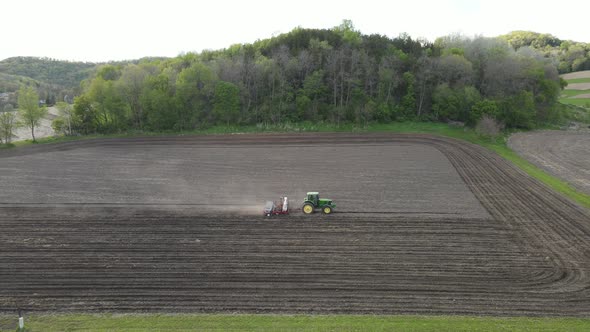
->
[302,204,314,214]
[322,206,332,214]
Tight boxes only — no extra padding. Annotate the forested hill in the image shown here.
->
[64,22,565,134]
[4,23,584,133]
[500,31,590,73]
[0,57,96,89]
[0,56,167,104]
[0,57,98,104]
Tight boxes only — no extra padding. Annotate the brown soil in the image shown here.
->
[0,136,488,218]
[11,106,58,142]
[571,93,590,99]
[561,70,590,80]
[564,83,590,90]
[509,131,590,195]
[0,133,589,316]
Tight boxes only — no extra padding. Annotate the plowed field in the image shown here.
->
[509,131,590,195]
[0,133,589,316]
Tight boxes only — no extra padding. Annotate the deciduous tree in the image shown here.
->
[55,101,74,135]
[17,86,47,142]
[0,104,18,144]
[213,81,240,125]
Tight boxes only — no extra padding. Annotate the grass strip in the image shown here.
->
[1,313,589,332]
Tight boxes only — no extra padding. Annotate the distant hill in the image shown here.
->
[500,31,590,73]
[0,57,96,90]
[0,72,43,92]
[0,57,97,105]
[0,56,168,107]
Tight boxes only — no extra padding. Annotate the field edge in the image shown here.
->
[1,313,589,332]
[3,122,588,210]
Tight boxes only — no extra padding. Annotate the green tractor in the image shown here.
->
[302,192,336,214]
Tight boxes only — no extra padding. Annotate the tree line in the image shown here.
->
[0,57,96,106]
[500,31,590,73]
[0,57,96,90]
[0,56,168,109]
[3,22,568,140]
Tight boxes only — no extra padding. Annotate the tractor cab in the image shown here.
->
[306,192,319,206]
[302,192,335,214]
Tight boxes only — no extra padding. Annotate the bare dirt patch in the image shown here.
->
[10,106,58,142]
[0,139,488,218]
[509,130,590,195]
[571,93,590,99]
[0,133,589,316]
[565,83,590,90]
[561,70,590,80]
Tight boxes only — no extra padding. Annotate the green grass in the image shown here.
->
[559,87,590,108]
[558,102,590,123]
[560,98,590,107]
[1,313,589,332]
[560,75,590,109]
[560,89,590,98]
[565,77,590,84]
[559,85,590,109]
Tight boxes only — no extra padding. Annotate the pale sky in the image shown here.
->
[2,0,588,62]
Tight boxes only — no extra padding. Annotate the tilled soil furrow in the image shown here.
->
[1,133,589,315]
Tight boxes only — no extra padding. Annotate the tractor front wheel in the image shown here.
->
[303,204,314,214]
[322,206,332,214]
